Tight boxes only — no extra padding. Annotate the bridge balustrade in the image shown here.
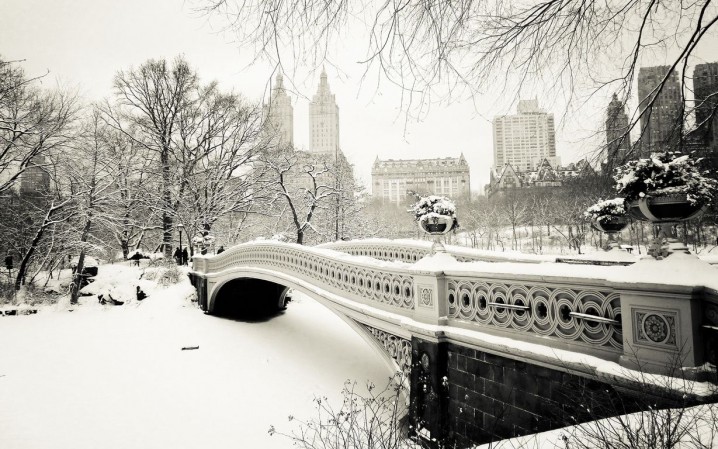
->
[194,240,714,374]
[194,242,416,312]
[445,274,623,357]
[321,239,553,264]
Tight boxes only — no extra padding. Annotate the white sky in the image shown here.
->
[2,0,717,193]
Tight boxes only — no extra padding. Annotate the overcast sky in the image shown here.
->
[2,0,717,193]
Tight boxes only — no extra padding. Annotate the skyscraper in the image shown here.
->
[263,73,294,147]
[309,68,340,157]
[637,66,683,153]
[693,62,718,151]
[492,99,556,171]
[605,93,631,167]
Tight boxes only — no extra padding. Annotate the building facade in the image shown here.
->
[309,68,340,157]
[605,93,631,168]
[263,73,294,147]
[492,99,557,172]
[637,66,683,153]
[19,155,50,198]
[371,155,470,204]
[486,158,592,197]
[694,62,718,152]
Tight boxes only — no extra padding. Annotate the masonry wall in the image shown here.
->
[446,344,645,447]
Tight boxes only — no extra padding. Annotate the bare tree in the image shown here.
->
[495,188,529,251]
[175,90,266,251]
[256,147,342,245]
[109,57,199,258]
[0,57,77,194]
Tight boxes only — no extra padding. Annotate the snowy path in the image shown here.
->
[0,292,390,449]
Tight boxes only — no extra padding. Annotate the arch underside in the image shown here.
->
[207,268,412,379]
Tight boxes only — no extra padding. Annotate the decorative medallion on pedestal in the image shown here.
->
[409,195,459,254]
[634,309,677,347]
[614,152,717,259]
[420,287,434,307]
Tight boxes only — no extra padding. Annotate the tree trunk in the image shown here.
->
[70,218,92,304]
[14,207,56,291]
[161,149,173,258]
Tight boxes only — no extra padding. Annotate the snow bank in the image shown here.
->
[474,403,717,448]
[0,290,389,449]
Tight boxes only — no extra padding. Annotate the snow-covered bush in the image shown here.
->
[270,374,442,448]
[614,152,718,205]
[69,256,99,268]
[584,198,627,224]
[409,195,459,231]
[142,263,183,286]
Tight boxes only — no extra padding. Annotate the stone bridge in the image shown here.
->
[190,239,718,447]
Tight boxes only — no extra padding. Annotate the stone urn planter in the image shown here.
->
[410,196,459,254]
[591,216,629,251]
[627,194,707,222]
[585,198,629,251]
[614,151,717,260]
[627,194,707,259]
[419,214,454,235]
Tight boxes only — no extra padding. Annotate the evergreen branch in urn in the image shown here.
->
[584,198,627,225]
[613,151,718,205]
[409,195,459,232]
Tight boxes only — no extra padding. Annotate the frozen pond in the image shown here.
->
[0,291,390,449]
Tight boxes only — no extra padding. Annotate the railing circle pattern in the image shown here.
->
[448,279,623,351]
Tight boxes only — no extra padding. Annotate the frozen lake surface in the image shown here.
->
[0,290,389,449]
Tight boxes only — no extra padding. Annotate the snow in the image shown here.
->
[69,255,99,268]
[320,238,555,263]
[0,264,390,449]
[407,250,718,291]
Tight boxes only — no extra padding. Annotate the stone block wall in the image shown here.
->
[446,344,639,447]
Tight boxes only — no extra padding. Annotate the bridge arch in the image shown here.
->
[190,240,716,448]
[207,266,412,380]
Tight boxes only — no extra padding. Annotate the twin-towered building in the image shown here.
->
[263,68,341,157]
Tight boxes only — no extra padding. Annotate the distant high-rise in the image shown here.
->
[309,68,340,157]
[693,62,718,150]
[637,66,683,153]
[492,99,557,172]
[19,155,50,198]
[263,73,294,147]
[605,93,631,167]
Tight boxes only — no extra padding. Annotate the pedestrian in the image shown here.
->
[182,248,188,265]
[217,246,225,254]
[173,247,181,265]
[136,286,147,301]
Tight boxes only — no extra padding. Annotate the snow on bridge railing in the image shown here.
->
[193,241,416,311]
[320,238,559,264]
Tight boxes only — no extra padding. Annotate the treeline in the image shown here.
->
[0,56,366,302]
[366,176,718,256]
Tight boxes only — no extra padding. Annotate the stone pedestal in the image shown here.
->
[618,288,703,374]
[410,337,449,448]
[410,253,455,326]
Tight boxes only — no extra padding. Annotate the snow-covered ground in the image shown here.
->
[0,264,389,449]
